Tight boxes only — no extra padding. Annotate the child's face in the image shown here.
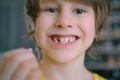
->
[34,0,95,63]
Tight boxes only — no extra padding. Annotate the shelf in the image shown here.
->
[111,0,120,9]
[87,0,120,68]
[86,62,120,70]
[100,30,120,40]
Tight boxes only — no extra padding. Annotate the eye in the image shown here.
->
[45,8,58,13]
[73,8,86,14]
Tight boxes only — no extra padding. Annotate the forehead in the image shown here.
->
[40,0,92,2]
[40,0,93,5]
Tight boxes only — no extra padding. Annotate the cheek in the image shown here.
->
[34,15,54,46]
[82,17,95,37]
[36,16,50,30]
[85,22,95,34]
[35,15,53,35]
[36,14,56,28]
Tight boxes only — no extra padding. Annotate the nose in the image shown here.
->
[55,14,73,29]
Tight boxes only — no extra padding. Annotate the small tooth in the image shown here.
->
[53,37,76,44]
[70,37,75,42]
[54,38,59,43]
[65,38,69,43]
[60,38,65,43]
[63,38,68,44]
[68,38,71,43]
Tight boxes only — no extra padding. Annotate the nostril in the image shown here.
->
[68,25,72,28]
[57,25,62,28]
[55,24,73,29]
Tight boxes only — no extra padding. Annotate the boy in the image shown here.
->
[0,0,110,80]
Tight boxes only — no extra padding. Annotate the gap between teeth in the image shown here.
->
[53,37,76,44]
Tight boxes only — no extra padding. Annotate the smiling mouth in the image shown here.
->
[51,35,79,45]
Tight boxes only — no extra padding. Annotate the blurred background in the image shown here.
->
[0,0,120,79]
[0,0,35,53]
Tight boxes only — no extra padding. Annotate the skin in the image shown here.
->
[0,48,43,80]
[0,0,95,80]
[35,0,95,63]
[35,1,95,80]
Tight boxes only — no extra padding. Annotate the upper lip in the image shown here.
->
[49,34,81,39]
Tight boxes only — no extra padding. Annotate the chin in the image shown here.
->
[45,50,82,64]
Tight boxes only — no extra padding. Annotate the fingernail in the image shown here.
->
[40,76,46,80]
[28,48,33,52]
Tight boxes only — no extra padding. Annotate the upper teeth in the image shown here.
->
[53,37,76,44]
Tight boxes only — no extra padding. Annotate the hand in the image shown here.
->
[0,48,44,80]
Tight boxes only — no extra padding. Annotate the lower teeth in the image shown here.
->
[54,39,71,44]
[52,37,77,44]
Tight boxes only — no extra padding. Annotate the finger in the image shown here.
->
[3,48,35,61]
[12,59,39,80]
[0,48,37,80]
[1,48,36,71]
[1,48,35,71]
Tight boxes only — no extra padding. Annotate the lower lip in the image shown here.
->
[48,37,80,48]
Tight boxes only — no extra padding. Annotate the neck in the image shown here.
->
[39,53,93,80]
